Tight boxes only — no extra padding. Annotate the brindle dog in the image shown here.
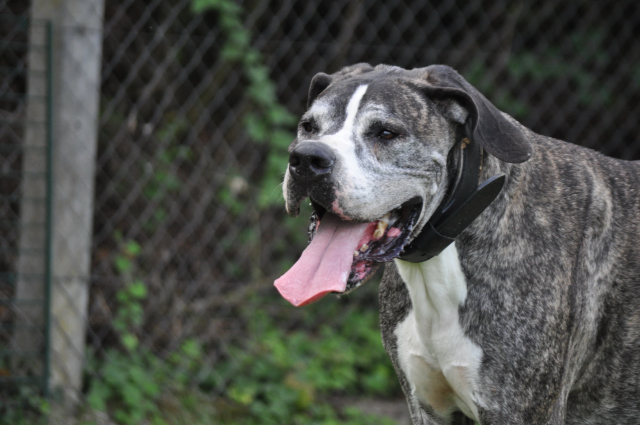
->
[274,63,640,424]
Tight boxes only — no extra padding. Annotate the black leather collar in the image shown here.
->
[399,121,506,263]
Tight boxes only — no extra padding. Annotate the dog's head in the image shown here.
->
[275,64,531,306]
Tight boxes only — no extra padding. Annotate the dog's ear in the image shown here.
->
[307,63,375,109]
[420,65,532,163]
[307,73,333,109]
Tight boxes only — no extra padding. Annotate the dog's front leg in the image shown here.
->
[478,396,567,425]
[403,396,472,425]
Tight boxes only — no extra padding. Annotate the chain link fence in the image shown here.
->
[3,0,640,422]
[0,7,53,402]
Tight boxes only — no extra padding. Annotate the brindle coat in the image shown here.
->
[287,63,640,424]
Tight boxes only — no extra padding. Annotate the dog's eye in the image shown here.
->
[301,122,314,133]
[378,129,397,140]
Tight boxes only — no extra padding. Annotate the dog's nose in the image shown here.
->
[289,143,335,179]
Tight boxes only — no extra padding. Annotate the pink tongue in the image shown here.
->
[274,213,371,306]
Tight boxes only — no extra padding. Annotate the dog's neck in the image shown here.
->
[400,127,516,263]
[478,149,529,221]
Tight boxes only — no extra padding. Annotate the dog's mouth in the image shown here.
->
[310,199,421,291]
[274,198,421,306]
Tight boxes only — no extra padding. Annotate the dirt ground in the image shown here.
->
[340,397,411,424]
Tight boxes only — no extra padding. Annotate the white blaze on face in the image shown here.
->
[285,85,370,212]
[339,84,369,134]
[302,85,371,207]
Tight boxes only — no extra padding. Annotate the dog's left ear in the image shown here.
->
[419,65,532,163]
[307,73,333,109]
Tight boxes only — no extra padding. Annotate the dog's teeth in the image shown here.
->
[373,216,389,239]
[360,243,369,252]
[354,251,360,257]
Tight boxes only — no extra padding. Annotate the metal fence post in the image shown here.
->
[43,19,54,399]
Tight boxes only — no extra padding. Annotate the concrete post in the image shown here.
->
[17,0,105,410]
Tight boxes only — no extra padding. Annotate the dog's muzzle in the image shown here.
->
[287,142,338,212]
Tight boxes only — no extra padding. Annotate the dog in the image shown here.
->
[273,63,640,424]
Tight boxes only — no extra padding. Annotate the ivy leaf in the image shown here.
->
[268,105,297,126]
[122,334,139,351]
[248,80,276,105]
[115,255,133,274]
[125,240,141,256]
[244,113,269,142]
[87,381,111,411]
[128,280,147,299]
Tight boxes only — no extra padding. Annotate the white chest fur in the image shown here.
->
[394,244,484,422]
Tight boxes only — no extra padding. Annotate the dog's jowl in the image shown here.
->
[274,63,640,425]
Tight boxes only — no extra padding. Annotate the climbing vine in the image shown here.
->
[192,0,297,207]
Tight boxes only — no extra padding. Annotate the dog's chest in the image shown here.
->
[393,245,484,422]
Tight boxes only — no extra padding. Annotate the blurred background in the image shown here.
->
[2,0,640,424]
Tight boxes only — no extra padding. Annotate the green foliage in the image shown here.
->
[506,47,613,107]
[85,338,210,425]
[192,0,297,208]
[142,117,192,232]
[210,295,401,425]
[85,239,214,424]
[111,239,145,352]
[86,351,159,424]
[0,386,50,425]
[86,239,153,423]
[466,29,617,122]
